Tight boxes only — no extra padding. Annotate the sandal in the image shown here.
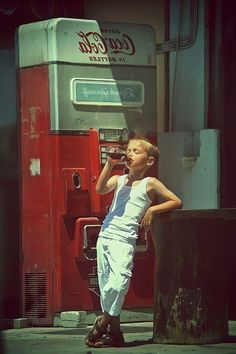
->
[92,331,126,348]
[92,333,113,348]
[85,316,107,346]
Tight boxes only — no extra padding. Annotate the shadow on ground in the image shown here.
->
[125,338,153,347]
[228,335,236,343]
[43,325,152,336]
[0,331,6,354]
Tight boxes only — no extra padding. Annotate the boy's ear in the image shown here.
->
[147,157,155,166]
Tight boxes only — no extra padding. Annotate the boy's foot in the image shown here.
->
[92,333,113,348]
[92,331,126,348]
[85,316,107,347]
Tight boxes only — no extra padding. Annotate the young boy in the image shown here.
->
[85,137,182,348]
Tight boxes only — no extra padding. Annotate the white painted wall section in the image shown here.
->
[157,129,219,209]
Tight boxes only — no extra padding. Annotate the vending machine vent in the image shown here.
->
[24,272,47,318]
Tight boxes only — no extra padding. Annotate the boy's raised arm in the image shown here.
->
[152,178,182,210]
[141,177,182,230]
[95,158,119,195]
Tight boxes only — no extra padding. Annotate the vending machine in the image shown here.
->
[17,18,157,325]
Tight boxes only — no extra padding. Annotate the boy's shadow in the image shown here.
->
[125,338,153,347]
[228,335,236,343]
[126,335,236,346]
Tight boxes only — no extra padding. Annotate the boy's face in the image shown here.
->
[125,140,154,170]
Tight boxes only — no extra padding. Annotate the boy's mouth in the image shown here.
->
[125,157,132,164]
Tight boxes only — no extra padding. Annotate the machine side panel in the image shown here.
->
[19,66,59,324]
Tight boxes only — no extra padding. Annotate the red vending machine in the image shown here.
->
[17,18,157,325]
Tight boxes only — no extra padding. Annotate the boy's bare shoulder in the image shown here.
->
[110,174,120,181]
[109,174,121,188]
[147,176,162,185]
[148,176,158,181]
[147,177,168,191]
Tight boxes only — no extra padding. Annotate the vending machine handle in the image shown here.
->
[83,225,149,259]
[75,218,151,262]
[82,224,150,259]
[74,217,100,261]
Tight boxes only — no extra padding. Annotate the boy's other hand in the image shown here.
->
[140,207,155,230]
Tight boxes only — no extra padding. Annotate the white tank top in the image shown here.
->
[99,174,152,244]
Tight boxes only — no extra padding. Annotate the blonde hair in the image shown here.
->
[129,137,160,160]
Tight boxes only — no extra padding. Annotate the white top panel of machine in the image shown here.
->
[17,18,156,67]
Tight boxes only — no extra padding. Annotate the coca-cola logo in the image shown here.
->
[77,31,136,56]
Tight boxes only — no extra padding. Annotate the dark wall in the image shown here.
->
[0,125,19,321]
[207,0,236,319]
[0,0,84,48]
[208,0,236,208]
[221,1,236,208]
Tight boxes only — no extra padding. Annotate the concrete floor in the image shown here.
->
[1,321,236,354]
